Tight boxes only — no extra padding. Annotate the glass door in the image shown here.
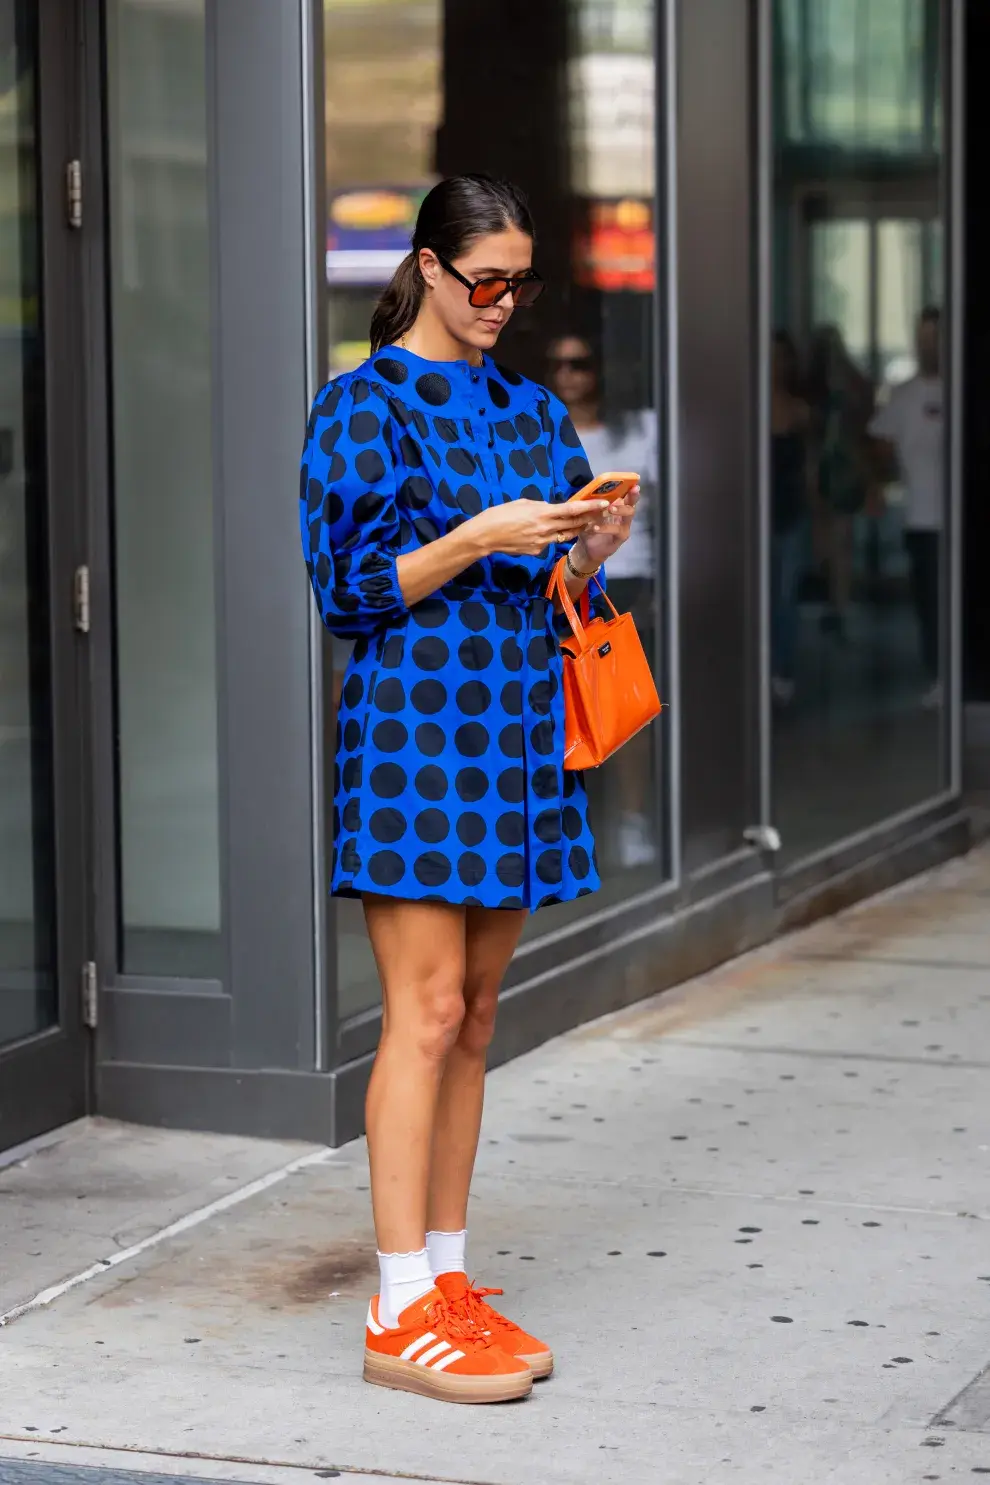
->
[0,0,89,1150]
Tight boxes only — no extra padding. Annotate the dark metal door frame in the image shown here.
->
[0,0,92,1153]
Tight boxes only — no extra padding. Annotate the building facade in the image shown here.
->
[0,0,975,1154]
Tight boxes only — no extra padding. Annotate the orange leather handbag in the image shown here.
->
[546,556,663,771]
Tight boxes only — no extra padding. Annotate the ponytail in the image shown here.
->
[370,252,424,354]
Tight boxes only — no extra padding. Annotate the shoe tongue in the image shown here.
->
[433,1270,470,1301]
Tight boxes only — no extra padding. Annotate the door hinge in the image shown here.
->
[81,961,98,1029]
[66,159,83,229]
[73,564,90,633]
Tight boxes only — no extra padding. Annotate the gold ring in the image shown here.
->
[553,530,565,542]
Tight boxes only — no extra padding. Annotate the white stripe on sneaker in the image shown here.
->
[400,1331,436,1361]
[415,1340,450,1367]
[430,1349,465,1372]
[366,1303,385,1336]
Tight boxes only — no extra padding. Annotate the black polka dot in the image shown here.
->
[499,724,524,758]
[495,419,517,443]
[563,455,593,489]
[459,636,494,671]
[500,680,522,715]
[372,719,407,753]
[370,762,406,799]
[370,808,406,844]
[563,771,577,798]
[342,673,364,709]
[349,410,380,444]
[487,376,510,410]
[374,677,405,714]
[398,475,432,510]
[496,812,525,847]
[411,636,449,671]
[340,839,361,875]
[516,412,541,443]
[455,722,489,757]
[342,756,363,791]
[533,809,561,844]
[456,767,489,802]
[509,449,535,478]
[343,718,361,751]
[380,634,404,668]
[342,799,362,834]
[416,372,452,406]
[415,765,448,801]
[495,606,522,632]
[415,722,446,757]
[457,812,487,847]
[528,635,550,670]
[319,421,343,457]
[529,679,553,714]
[456,484,483,516]
[460,602,490,633]
[414,851,451,887]
[415,808,449,844]
[519,483,543,502]
[531,765,558,800]
[411,409,429,438]
[355,449,386,483]
[569,845,591,879]
[446,447,476,476]
[530,720,554,755]
[557,413,581,447]
[458,852,487,887]
[411,679,446,715]
[496,852,525,887]
[374,356,408,384]
[413,516,441,545]
[501,637,524,672]
[536,849,562,884]
[411,597,449,628]
[562,805,583,839]
[530,446,551,477]
[497,767,525,803]
[433,416,460,443]
[456,681,491,716]
[368,850,405,885]
[399,434,424,466]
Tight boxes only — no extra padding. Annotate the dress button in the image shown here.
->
[470,372,480,383]
[479,407,486,415]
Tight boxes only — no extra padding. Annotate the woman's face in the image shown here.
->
[547,336,597,410]
[418,226,533,354]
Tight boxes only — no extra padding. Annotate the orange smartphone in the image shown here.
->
[566,470,639,504]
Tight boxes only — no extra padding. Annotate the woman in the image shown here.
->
[545,333,657,867]
[770,331,812,703]
[300,175,639,1404]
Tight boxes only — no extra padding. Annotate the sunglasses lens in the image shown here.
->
[470,278,509,308]
[513,278,544,307]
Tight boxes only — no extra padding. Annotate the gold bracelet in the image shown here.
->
[565,548,601,581]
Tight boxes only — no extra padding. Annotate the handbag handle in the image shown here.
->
[545,556,619,654]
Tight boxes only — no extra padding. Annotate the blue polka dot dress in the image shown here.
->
[300,346,602,912]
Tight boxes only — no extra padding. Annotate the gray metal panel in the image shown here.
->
[102,986,232,1067]
[210,2,316,1069]
[676,0,758,872]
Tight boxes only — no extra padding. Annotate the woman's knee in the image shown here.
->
[410,973,466,1061]
[457,981,500,1056]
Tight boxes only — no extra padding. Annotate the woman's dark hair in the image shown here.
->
[771,330,802,396]
[369,174,535,354]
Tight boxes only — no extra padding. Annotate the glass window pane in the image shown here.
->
[106,0,221,977]
[769,0,948,864]
[322,0,667,1020]
[0,1,57,1045]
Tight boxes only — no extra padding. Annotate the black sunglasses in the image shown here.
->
[548,354,595,373]
[434,252,545,309]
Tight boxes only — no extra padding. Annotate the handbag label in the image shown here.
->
[598,642,612,657]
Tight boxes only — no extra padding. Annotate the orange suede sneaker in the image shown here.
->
[434,1271,555,1379]
[364,1285,533,1404]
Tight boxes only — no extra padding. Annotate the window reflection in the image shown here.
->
[770,0,947,862]
[324,0,666,1019]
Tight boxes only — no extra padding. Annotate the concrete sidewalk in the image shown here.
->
[2,847,990,1485]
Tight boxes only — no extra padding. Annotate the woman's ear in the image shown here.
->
[418,247,440,293]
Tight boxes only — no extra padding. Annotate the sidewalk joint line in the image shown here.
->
[666,1038,990,1070]
[0,1147,336,1330]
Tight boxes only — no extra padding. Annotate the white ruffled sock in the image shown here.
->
[377,1247,435,1329]
[427,1228,467,1278]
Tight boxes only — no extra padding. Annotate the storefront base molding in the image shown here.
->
[96,802,971,1148]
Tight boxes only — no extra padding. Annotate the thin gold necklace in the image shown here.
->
[398,333,482,368]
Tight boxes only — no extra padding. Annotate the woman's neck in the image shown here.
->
[399,311,483,367]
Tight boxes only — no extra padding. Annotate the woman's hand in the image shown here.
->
[572,484,641,568]
[467,496,610,559]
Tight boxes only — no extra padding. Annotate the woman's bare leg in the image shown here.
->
[363,896,468,1254]
[426,906,527,1234]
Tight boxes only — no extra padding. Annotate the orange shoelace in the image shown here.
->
[457,1282,523,1338]
[425,1293,495,1348]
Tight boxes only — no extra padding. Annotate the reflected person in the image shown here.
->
[868,307,943,708]
[546,333,658,869]
[770,331,812,705]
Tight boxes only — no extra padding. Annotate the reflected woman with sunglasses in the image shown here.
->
[301,175,640,1403]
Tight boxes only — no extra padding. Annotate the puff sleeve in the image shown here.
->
[300,375,408,638]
